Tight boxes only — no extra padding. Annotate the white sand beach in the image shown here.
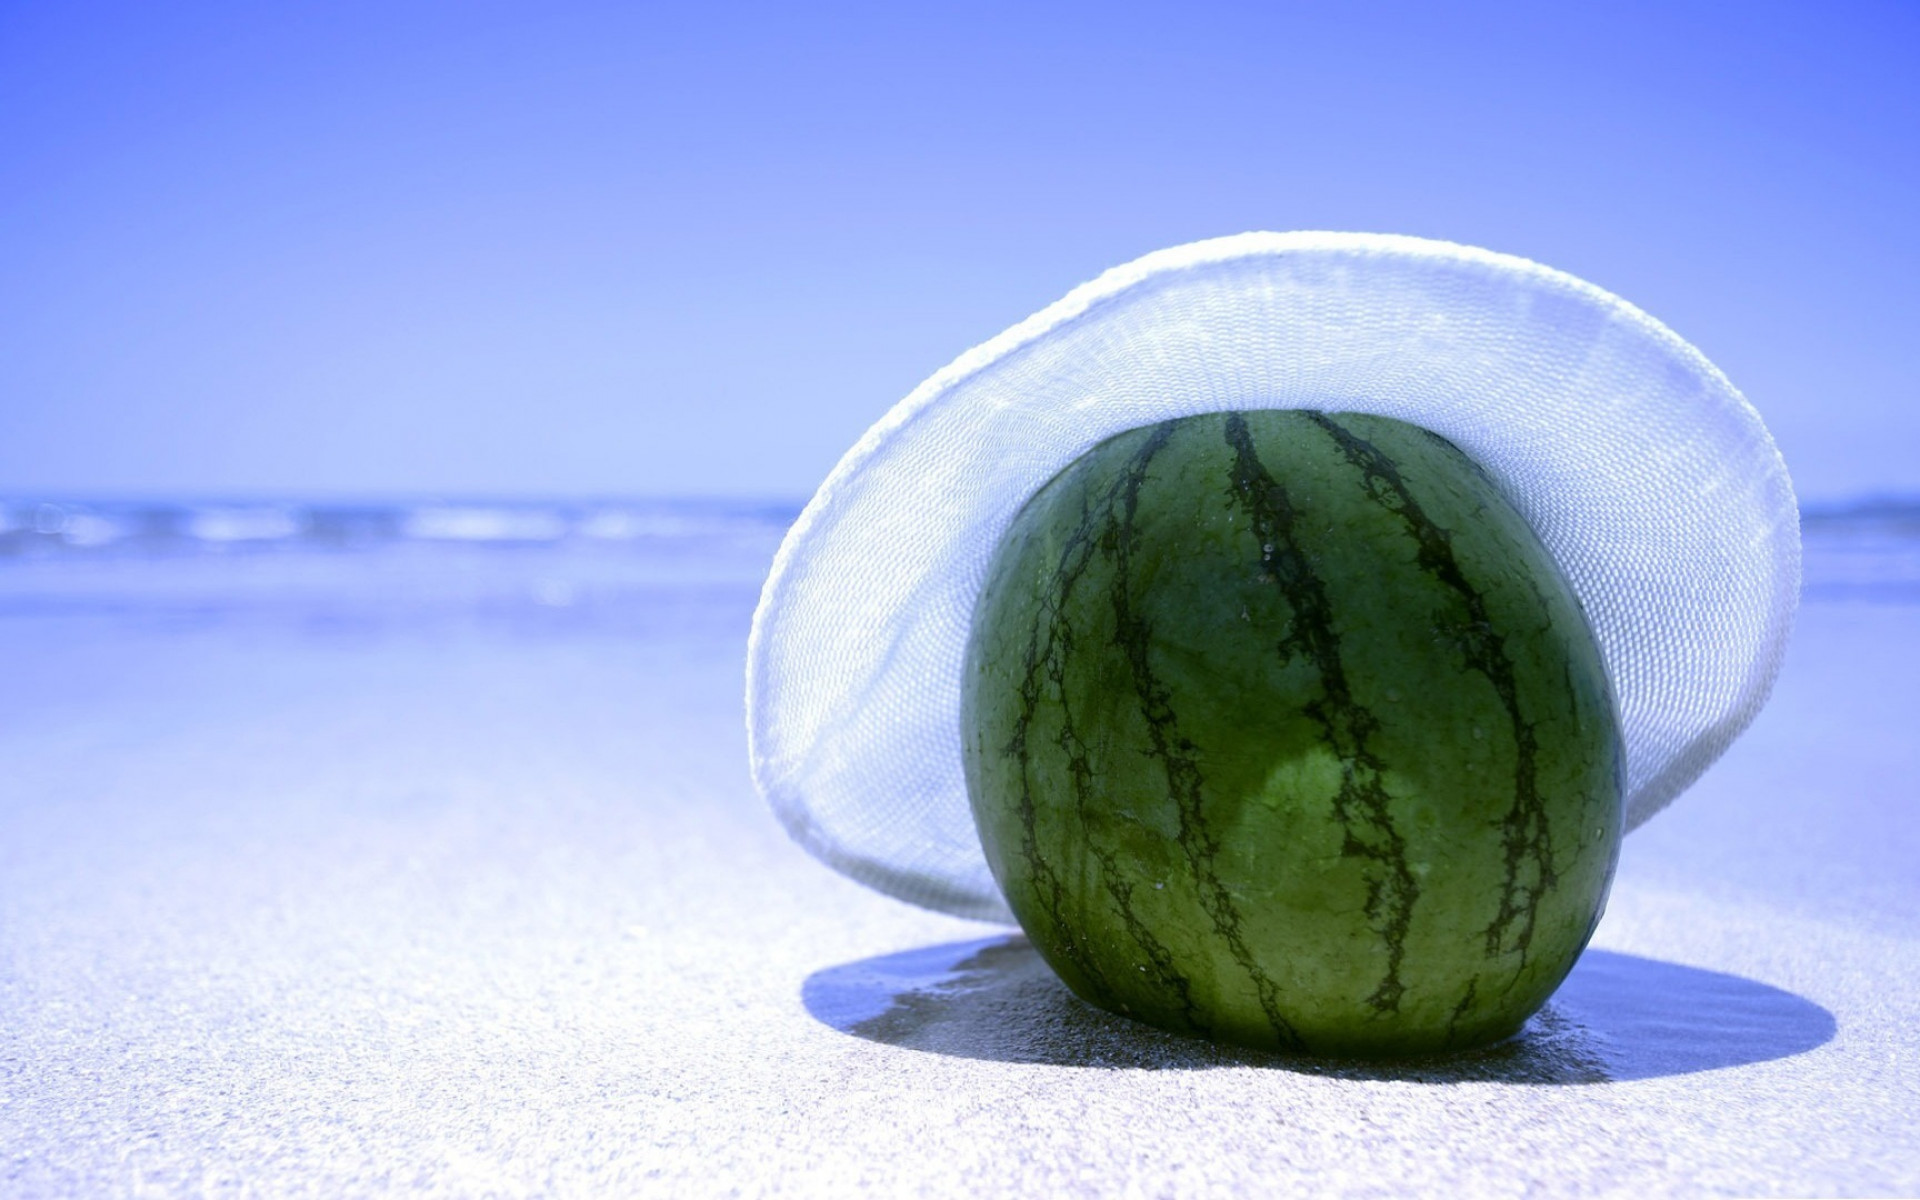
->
[1,514,1915,1196]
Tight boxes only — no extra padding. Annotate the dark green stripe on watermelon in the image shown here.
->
[961,410,1623,1058]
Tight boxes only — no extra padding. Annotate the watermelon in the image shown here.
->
[961,410,1623,1057]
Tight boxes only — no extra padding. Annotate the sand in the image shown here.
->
[0,535,1914,1196]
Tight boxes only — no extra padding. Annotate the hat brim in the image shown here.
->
[748,232,1799,923]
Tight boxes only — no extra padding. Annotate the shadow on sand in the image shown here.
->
[802,935,1835,1083]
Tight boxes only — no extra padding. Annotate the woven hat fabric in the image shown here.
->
[747,232,1799,924]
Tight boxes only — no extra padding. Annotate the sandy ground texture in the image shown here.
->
[0,537,1916,1197]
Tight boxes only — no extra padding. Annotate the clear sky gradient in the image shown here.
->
[2,1,1914,502]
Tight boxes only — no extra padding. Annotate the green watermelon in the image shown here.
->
[961,410,1623,1058]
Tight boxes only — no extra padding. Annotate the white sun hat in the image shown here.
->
[747,231,1799,924]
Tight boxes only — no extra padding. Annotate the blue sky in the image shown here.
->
[1,1,1914,502]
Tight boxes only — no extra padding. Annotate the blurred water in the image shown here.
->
[0,498,798,635]
[4,496,1916,606]
[1800,499,1920,602]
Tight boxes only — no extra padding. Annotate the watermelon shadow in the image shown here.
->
[801,935,1835,1083]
